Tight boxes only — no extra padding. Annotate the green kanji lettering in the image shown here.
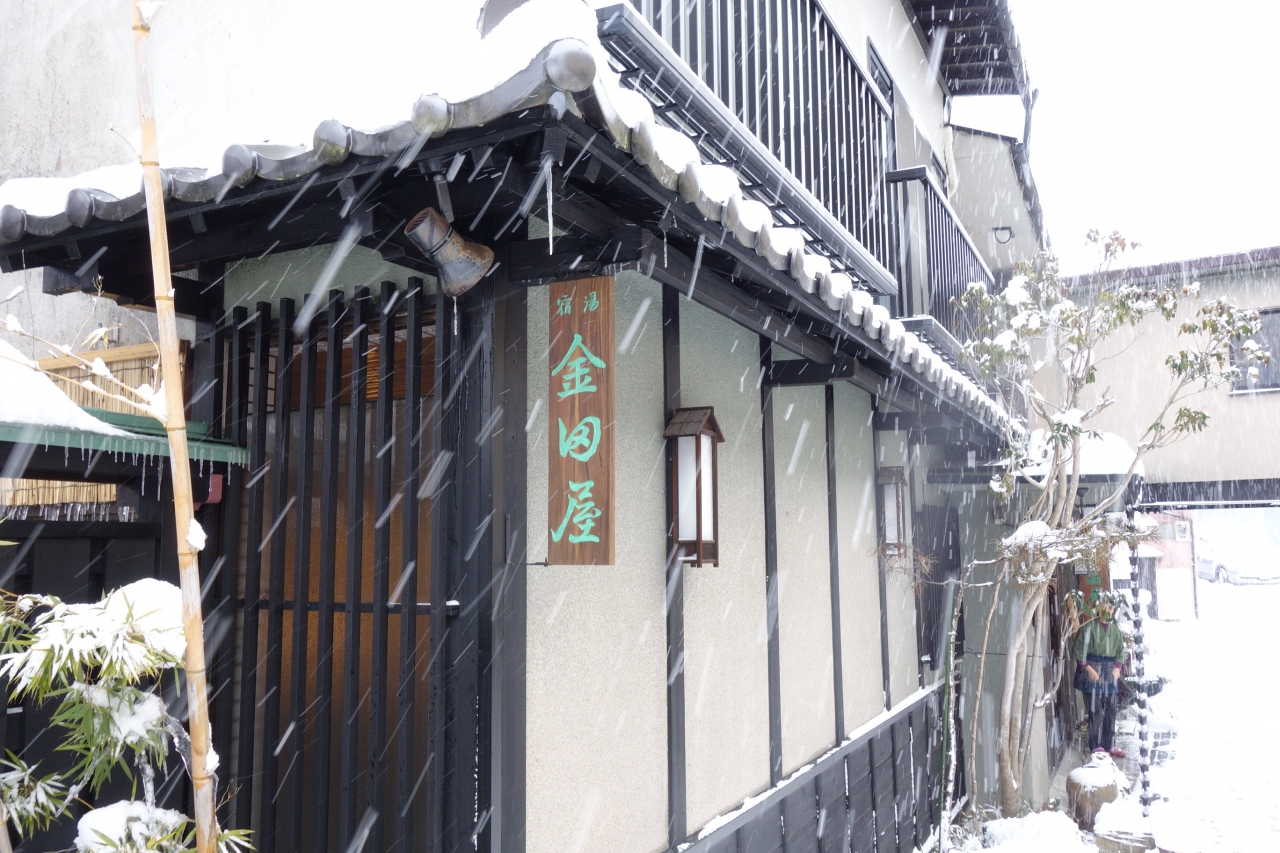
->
[550,333,607,398]
[550,479,602,544]
[558,416,601,462]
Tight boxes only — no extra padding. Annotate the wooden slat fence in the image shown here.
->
[686,686,950,853]
[214,282,435,853]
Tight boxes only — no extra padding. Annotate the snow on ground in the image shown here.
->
[1094,581,1280,850]
[959,810,1095,852]
[968,582,1279,851]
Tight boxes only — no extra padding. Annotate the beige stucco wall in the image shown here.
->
[820,0,948,161]
[525,272,668,853]
[771,385,837,774]
[679,298,772,832]
[877,425,922,705]
[832,383,889,727]
[949,129,1040,276]
[1087,266,1280,484]
[222,245,433,310]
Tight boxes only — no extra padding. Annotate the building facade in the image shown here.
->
[0,1,1051,850]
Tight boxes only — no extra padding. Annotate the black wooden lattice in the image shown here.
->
[216,283,434,853]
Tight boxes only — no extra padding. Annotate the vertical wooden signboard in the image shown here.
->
[548,275,615,565]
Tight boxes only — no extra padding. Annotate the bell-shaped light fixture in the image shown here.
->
[404,206,495,298]
[664,407,725,567]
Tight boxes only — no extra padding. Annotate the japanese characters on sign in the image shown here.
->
[548,276,615,564]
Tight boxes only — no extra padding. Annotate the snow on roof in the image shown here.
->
[1022,429,1144,479]
[0,339,127,436]
[0,0,1007,428]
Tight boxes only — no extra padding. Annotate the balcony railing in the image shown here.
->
[889,166,994,344]
[605,1,898,290]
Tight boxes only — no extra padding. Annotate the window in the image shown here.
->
[878,467,906,555]
[1231,307,1280,392]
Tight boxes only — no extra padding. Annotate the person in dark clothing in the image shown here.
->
[1074,600,1127,758]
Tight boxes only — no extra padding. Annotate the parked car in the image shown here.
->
[1196,539,1280,584]
[1195,538,1231,583]
[1221,563,1280,584]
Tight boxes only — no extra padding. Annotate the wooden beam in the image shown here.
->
[759,338,784,785]
[662,284,688,846]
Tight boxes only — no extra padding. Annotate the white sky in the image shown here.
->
[1002,1,1280,274]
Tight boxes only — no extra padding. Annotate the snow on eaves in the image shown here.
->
[0,0,1006,427]
[0,339,127,436]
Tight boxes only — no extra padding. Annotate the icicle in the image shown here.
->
[687,234,705,299]
[138,755,156,808]
[453,296,459,337]
[546,155,555,254]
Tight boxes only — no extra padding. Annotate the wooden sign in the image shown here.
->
[548,276,615,565]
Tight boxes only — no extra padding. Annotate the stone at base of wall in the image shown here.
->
[1095,830,1156,852]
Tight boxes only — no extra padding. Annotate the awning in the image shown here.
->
[0,407,248,466]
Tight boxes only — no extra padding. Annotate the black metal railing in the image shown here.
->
[889,167,993,344]
[601,2,898,293]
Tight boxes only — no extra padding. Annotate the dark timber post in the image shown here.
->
[370,281,398,853]
[872,404,893,711]
[663,284,687,847]
[213,305,248,828]
[825,385,846,741]
[234,302,271,832]
[491,271,528,853]
[397,279,424,851]
[339,287,371,847]
[429,276,496,853]
[313,290,344,853]
[759,338,783,784]
[286,297,319,851]
[260,297,295,853]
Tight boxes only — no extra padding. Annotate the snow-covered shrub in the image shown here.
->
[75,801,188,853]
[0,580,246,851]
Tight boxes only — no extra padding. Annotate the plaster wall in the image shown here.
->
[877,426,921,706]
[820,0,948,161]
[525,272,668,853]
[1086,266,1280,484]
[222,245,434,311]
[0,268,196,358]
[0,0,505,185]
[949,129,1040,276]
[679,298,772,831]
[771,385,837,774]
[831,383,889,728]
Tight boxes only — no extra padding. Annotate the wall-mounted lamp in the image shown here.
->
[664,407,725,567]
[878,466,906,555]
[992,226,1014,245]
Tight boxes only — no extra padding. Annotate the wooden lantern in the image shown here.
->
[664,407,725,567]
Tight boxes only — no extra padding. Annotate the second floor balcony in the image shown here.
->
[599,1,1028,358]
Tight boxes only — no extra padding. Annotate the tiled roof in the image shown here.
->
[0,2,1009,429]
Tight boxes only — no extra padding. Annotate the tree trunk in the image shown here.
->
[969,560,1006,810]
[1017,592,1048,781]
[130,4,217,852]
[997,583,1041,816]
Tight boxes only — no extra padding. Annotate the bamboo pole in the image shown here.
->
[130,3,217,852]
